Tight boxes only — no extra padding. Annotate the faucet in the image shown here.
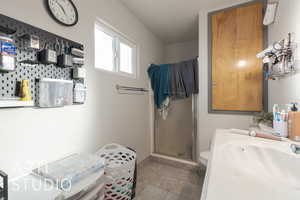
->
[291,144,300,154]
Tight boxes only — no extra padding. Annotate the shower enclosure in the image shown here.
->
[154,95,197,162]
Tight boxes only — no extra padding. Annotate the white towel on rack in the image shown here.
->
[158,97,170,120]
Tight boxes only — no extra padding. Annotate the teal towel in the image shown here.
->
[147,64,171,108]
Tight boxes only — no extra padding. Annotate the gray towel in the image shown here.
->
[170,58,199,99]
[170,62,186,99]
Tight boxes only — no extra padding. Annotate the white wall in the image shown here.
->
[197,0,253,153]
[165,41,198,63]
[268,0,300,110]
[0,0,164,179]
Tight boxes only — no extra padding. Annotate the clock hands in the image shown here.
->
[55,1,67,17]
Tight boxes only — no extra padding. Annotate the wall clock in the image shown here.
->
[46,0,79,26]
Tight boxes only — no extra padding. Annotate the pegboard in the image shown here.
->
[0,13,84,103]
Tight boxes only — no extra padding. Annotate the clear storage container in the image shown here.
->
[33,154,106,191]
[0,36,16,72]
[74,83,87,104]
[38,78,73,108]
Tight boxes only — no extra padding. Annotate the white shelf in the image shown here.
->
[0,100,34,108]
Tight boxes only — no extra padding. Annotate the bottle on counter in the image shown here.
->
[288,103,300,142]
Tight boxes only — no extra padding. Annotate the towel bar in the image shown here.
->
[116,84,149,95]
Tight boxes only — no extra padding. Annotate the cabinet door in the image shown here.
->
[211,2,264,112]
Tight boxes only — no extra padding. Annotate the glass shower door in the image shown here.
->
[154,96,197,161]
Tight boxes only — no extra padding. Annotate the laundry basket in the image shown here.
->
[96,144,136,200]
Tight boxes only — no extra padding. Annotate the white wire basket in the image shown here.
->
[96,144,136,200]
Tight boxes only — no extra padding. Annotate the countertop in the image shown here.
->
[201,129,300,200]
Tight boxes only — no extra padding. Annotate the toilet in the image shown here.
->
[199,150,210,167]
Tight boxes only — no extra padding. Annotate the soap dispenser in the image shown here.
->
[0,170,8,200]
[288,103,300,142]
[291,103,298,111]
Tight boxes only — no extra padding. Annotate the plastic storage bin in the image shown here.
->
[96,144,136,200]
[74,83,87,103]
[33,154,106,190]
[39,78,73,107]
[0,36,16,72]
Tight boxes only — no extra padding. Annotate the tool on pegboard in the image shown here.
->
[20,80,32,101]
[0,36,17,72]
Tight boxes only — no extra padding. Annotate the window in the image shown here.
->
[95,29,114,72]
[95,21,138,78]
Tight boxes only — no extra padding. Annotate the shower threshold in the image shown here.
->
[151,153,199,169]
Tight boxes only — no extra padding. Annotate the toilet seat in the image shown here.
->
[199,151,210,166]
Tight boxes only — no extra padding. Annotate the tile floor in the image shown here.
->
[134,158,205,200]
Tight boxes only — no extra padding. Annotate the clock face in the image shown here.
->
[47,0,78,26]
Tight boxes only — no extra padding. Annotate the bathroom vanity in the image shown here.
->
[201,129,300,200]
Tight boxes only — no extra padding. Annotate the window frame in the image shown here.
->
[94,20,138,79]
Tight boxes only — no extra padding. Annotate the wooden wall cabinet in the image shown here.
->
[208,1,267,114]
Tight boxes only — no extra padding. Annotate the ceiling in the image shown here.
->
[119,0,245,44]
